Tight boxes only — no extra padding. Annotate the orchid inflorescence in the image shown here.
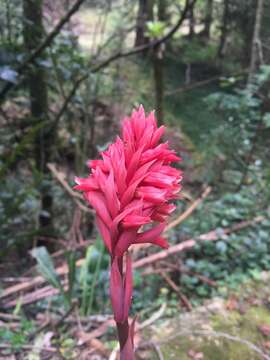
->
[75,106,182,359]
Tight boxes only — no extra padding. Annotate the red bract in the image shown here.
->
[75,106,182,358]
[75,106,182,256]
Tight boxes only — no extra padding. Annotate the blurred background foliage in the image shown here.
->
[0,0,270,357]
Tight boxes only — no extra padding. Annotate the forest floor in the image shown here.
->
[2,272,270,359]
[146,272,270,360]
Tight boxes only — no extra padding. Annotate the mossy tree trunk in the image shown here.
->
[135,0,154,47]
[23,0,53,237]
[153,0,167,126]
[218,0,229,58]
[203,0,213,39]
[248,0,264,84]
[188,0,195,38]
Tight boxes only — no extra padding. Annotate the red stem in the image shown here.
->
[113,255,134,359]
[116,319,130,350]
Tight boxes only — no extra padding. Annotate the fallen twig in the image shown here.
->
[4,284,67,308]
[77,319,115,345]
[133,216,264,269]
[149,341,164,360]
[183,269,217,287]
[160,272,192,311]
[0,313,20,321]
[1,216,264,307]
[139,303,167,331]
[165,186,211,232]
[141,265,217,288]
[0,260,77,300]
[0,344,57,353]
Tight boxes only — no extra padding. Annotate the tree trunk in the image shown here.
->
[218,0,229,58]
[153,0,166,126]
[188,0,195,38]
[157,0,167,22]
[203,0,213,39]
[153,46,164,126]
[23,0,53,236]
[247,0,264,84]
[134,0,154,47]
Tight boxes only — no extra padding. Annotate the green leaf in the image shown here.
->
[31,247,63,291]
[80,245,94,315]
[216,241,227,253]
[67,251,76,302]
[146,21,166,39]
[263,113,270,128]
[13,298,22,316]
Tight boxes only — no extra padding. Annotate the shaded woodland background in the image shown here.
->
[0,0,270,358]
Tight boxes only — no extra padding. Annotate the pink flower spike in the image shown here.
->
[122,215,152,229]
[135,223,168,248]
[75,106,183,360]
[114,230,137,257]
[95,216,112,254]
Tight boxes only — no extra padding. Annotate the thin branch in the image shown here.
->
[160,272,192,311]
[165,69,249,97]
[141,266,217,287]
[90,0,198,73]
[47,163,93,214]
[183,268,217,287]
[48,0,198,126]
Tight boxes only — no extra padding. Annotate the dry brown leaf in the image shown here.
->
[226,296,239,311]
[87,338,109,357]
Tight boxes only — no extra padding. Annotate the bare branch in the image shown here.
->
[47,163,93,214]
[50,0,198,127]
[90,0,198,73]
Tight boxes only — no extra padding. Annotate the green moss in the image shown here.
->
[159,336,260,360]
[149,295,270,359]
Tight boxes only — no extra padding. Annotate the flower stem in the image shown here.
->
[116,319,129,350]
[116,256,134,359]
